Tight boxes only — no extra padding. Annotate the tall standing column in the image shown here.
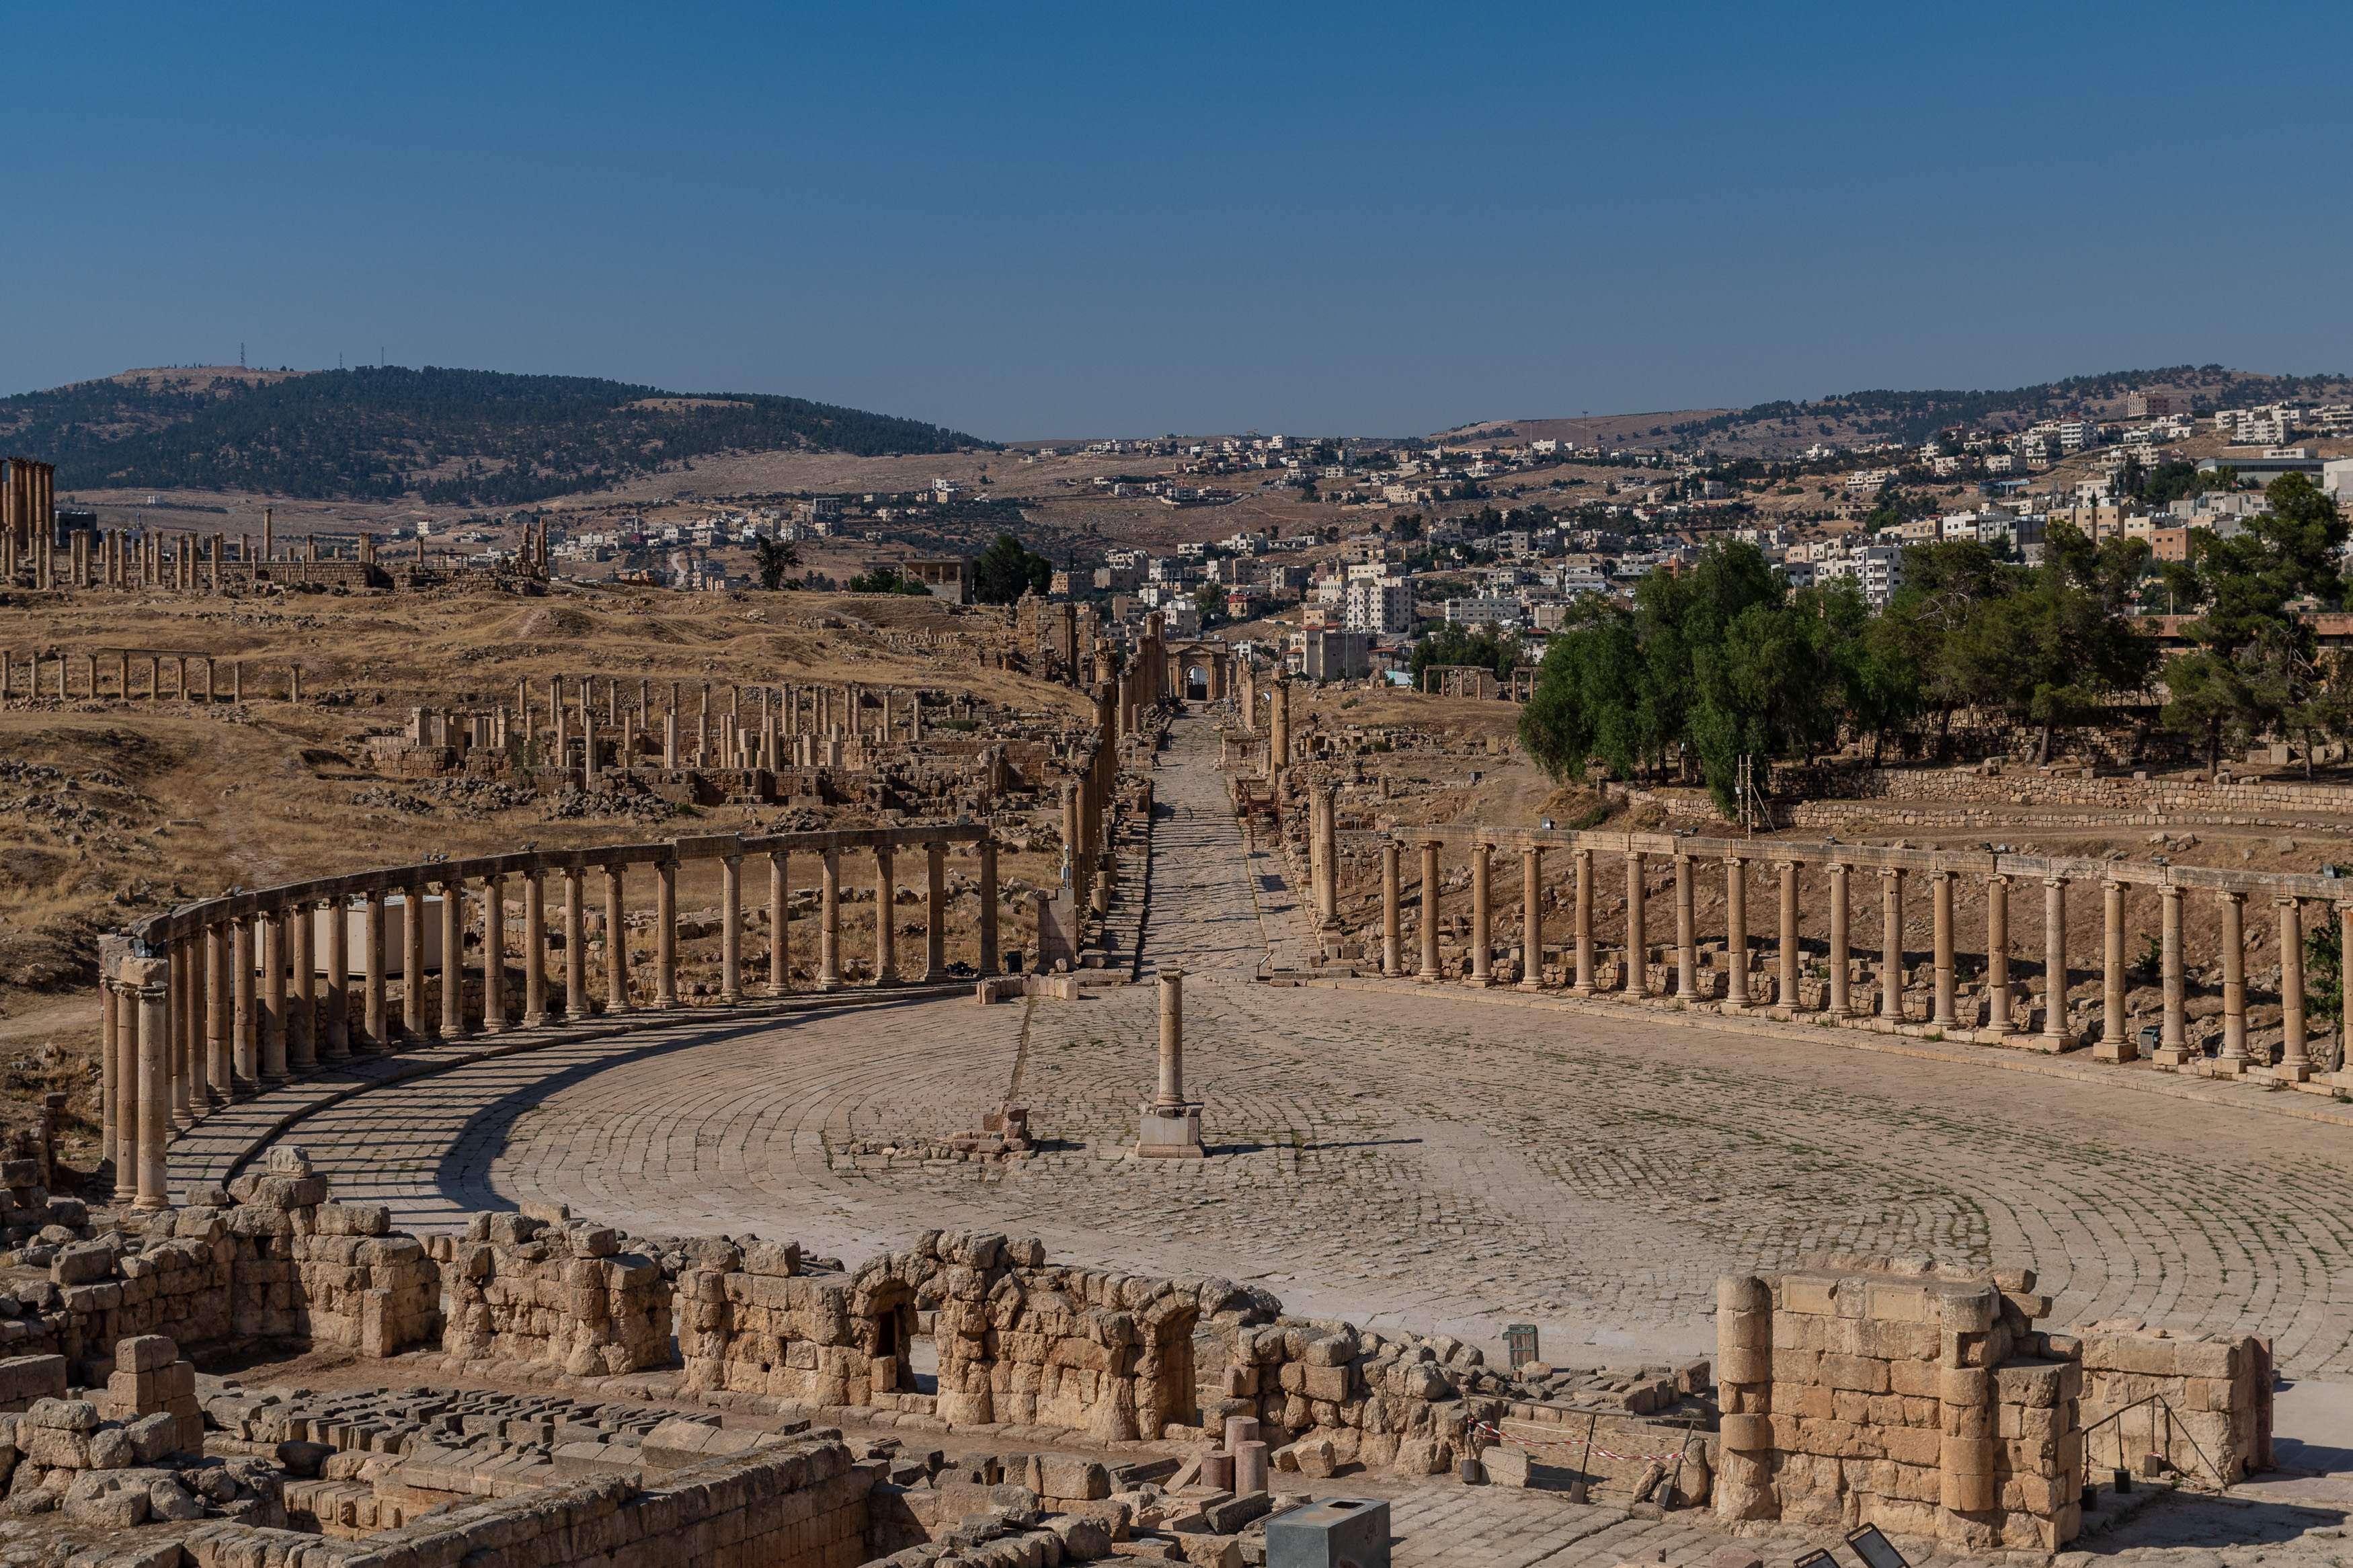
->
[820,848,842,990]
[1573,848,1595,995]
[1519,845,1544,990]
[261,909,288,1083]
[1880,870,1904,1022]
[978,840,999,977]
[2278,897,2310,1081]
[721,854,745,1001]
[482,876,510,1033]
[2219,892,2247,1071]
[603,866,631,1015]
[563,866,590,1019]
[1777,860,1799,1010]
[653,860,678,1009]
[2340,903,2353,1083]
[1626,851,1648,997]
[1675,854,1699,1001]
[2097,880,2132,1062]
[2155,885,2187,1064]
[327,903,353,1062]
[1930,870,1956,1030]
[1417,841,1441,982]
[768,850,791,993]
[233,914,258,1091]
[175,929,199,1125]
[289,898,317,1071]
[365,890,390,1047]
[1467,841,1492,986]
[1827,864,1850,1016]
[1316,783,1340,934]
[1382,841,1402,977]
[1985,876,2011,1036]
[402,884,428,1045]
[442,879,470,1040]
[874,845,898,984]
[132,958,171,1211]
[2041,876,2073,1047]
[522,872,549,1026]
[106,979,129,1201]
[924,842,947,982]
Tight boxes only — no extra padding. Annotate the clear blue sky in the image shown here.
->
[7,3,2350,440]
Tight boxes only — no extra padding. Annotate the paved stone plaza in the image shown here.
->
[247,718,2353,1378]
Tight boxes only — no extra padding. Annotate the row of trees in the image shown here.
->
[1518,474,2352,814]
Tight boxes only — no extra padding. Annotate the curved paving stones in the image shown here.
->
[276,716,2353,1377]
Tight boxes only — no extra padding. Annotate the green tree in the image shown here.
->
[750,535,801,590]
[971,532,1052,604]
[846,564,930,595]
[1874,540,2013,759]
[1410,622,1523,689]
[1191,580,1226,628]
[1948,524,2159,764]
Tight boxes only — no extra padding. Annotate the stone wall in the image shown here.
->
[1715,1261,2083,1552]
[432,1212,671,1376]
[2063,1326,2272,1486]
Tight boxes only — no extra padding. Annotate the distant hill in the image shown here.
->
[1451,366,2353,458]
[0,365,988,505]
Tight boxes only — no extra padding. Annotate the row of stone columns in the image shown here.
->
[1371,841,2342,1074]
[106,837,1003,1210]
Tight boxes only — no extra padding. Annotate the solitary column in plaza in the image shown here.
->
[875,845,898,984]
[1985,875,2011,1036]
[1929,870,1956,1030]
[1675,854,1699,1001]
[653,860,678,1008]
[1572,847,1595,995]
[2096,880,2132,1063]
[2278,897,2310,1081]
[1136,969,1204,1158]
[2219,892,2247,1070]
[721,854,745,1001]
[522,872,549,1026]
[1417,841,1442,982]
[482,876,510,1032]
[364,889,390,1046]
[2154,884,2188,1064]
[924,842,947,982]
[1879,870,1903,1022]
[1723,856,1747,1008]
[2041,876,2073,1048]
[819,848,843,990]
[1626,851,1648,997]
[132,957,171,1211]
[1520,845,1544,991]
[1467,841,1492,986]
[1778,861,1800,1010]
[442,879,470,1040]
[978,840,999,977]
[1827,863,1850,1016]
[289,899,317,1071]
[1382,840,1402,977]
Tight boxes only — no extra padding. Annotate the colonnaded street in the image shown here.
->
[237,718,2353,1375]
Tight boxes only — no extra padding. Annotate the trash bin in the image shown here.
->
[1267,1497,1392,1568]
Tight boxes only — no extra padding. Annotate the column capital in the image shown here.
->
[2220,888,2245,905]
[1927,868,1951,882]
[2159,882,2183,901]
[1774,858,1800,872]
[2103,878,2126,893]
[1880,867,1903,882]
[1723,853,1746,868]
[2276,893,2303,910]
[2043,875,2068,889]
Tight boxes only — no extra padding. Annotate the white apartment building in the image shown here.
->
[1345,576,1414,636]
[1814,544,1907,609]
[1443,593,1522,628]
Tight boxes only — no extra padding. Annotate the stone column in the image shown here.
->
[820,848,843,990]
[401,885,428,1044]
[327,893,353,1053]
[1513,845,1544,990]
[233,914,258,1091]
[924,842,947,982]
[590,866,625,1016]
[107,979,130,1200]
[204,919,230,1108]
[2097,880,2132,1063]
[262,909,288,1083]
[1418,841,1441,982]
[653,860,678,1009]
[875,845,898,984]
[1675,854,1699,1001]
[1467,841,1492,986]
[2155,885,2187,1064]
[442,878,471,1040]
[1722,856,1747,1009]
[1930,871,1956,1030]
[1879,870,1903,1022]
[364,890,389,1048]
[482,876,510,1033]
[1626,851,1648,997]
[2341,903,2353,1083]
[2278,897,2309,1081]
[1771,862,1798,1009]
[1825,864,1849,1016]
[1573,848,1595,995]
[720,854,745,1001]
[768,850,791,993]
[133,957,171,1210]
[1382,841,1403,977]
[1985,876,2011,1036]
[1316,783,1340,934]
[290,898,317,1071]
[522,872,549,1026]
[2219,892,2247,1070]
[2042,876,2072,1047]
[978,840,1000,977]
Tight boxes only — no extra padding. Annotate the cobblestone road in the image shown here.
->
[280,717,2353,1376]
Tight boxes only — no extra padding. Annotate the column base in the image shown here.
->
[1462,975,1493,988]
[2091,1040,2139,1064]
[653,997,680,1011]
[2272,1061,2314,1083]
[522,1011,549,1028]
[1570,983,1595,997]
[2151,1046,2193,1066]
[1518,979,1544,992]
[134,1197,171,1212]
[1675,989,1702,1003]
[1415,971,1439,984]
[2210,1057,2248,1077]
[2033,1032,2080,1053]
[1930,1016,1957,1031]
[1137,1105,1204,1159]
[766,983,793,998]
[817,979,842,993]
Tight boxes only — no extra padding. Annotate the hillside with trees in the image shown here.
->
[0,366,986,505]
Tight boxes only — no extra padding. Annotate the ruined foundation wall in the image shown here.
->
[2065,1327,2272,1485]
[430,1212,672,1376]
